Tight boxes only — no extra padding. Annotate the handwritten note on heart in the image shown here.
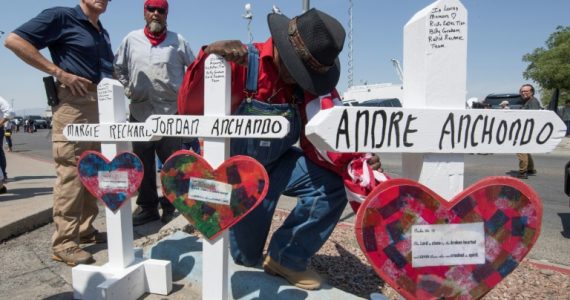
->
[78,151,144,212]
[160,150,269,240]
[355,177,542,299]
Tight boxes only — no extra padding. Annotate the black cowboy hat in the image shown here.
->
[268,8,345,96]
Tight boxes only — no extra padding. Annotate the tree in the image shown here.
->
[523,26,570,106]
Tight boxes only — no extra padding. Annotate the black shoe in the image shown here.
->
[161,208,176,224]
[0,186,6,194]
[527,169,537,175]
[133,209,160,226]
[515,173,528,179]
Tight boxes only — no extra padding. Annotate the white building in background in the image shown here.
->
[43,107,52,118]
[342,82,403,103]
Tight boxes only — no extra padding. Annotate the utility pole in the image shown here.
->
[303,0,310,12]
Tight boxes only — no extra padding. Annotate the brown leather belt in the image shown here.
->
[86,82,98,92]
[56,81,98,92]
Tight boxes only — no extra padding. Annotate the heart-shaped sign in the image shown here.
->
[78,151,144,212]
[355,177,542,299]
[160,150,269,240]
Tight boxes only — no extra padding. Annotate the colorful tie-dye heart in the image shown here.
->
[78,151,144,212]
[355,177,542,300]
[160,150,269,240]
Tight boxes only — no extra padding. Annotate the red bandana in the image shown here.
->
[144,26,167,46]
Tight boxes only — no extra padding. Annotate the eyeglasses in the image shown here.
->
[146,6,166,14]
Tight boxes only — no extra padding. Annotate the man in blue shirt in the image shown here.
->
[4,0,113,266]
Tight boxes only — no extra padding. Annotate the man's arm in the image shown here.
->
[4,33,92,96]
[113,37,130,87]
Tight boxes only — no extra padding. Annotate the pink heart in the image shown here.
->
[78,151,144,212]
[355,177,542,299]
[160,150,269,240]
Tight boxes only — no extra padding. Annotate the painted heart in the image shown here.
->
[355,177,542,300]
[78,151,144,212]
[160,150,269,240]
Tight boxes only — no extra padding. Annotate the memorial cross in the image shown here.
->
[64,56,289,299]
[306,0,565,198]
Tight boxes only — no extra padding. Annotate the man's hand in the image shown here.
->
[205,40,247,66]
[55,70,93,97]
[368,153,383,172]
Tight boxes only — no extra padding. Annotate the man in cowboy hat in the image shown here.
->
[178,8,381,290]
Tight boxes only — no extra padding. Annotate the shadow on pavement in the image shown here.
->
[312,242,385,299]
[559,213,570,239]
[150,235,200,281]
[0,186,53,202]
[231,269,309,299]
[43,291,74,299]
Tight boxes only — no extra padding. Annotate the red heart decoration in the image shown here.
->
[355,177,542,299]
[160,150,269,240]
[78,151,144,212]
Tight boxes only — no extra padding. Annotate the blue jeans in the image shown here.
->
[229,147,347,271]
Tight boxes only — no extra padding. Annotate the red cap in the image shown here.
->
[145,0,168,11]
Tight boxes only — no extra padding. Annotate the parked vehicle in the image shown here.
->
[482,93,524,109]
[24,115,50,129]
[12,116,23,126]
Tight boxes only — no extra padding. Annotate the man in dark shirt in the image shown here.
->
[515,83,541,178]
[4,0,113,266]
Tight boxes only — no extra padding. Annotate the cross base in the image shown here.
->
[72,258,172,300]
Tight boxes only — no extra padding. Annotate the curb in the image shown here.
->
[526,259,570,276]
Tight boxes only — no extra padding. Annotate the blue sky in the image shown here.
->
[1,0,569,114]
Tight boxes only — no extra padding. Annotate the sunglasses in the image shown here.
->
[146,6,166,14]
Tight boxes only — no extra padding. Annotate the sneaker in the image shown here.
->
[0,186,6,194]
[516,173,528,179]
[80,230,107,244]
[132,208,160,226]
[527,169,537,175]
[262,255,322,290]
[52,246,94,266]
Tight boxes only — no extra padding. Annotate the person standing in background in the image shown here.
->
[0,96,14,184]
[4,0,113,266]
[515,83,541,179]
[559,99,570,136]
[114,0,196,226]
[4,119,14,152]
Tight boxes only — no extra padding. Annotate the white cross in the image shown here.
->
[66,55,288,299]
[306,0,565,199]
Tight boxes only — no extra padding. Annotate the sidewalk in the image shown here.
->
[1,138,570,299]
[0,151,363,299]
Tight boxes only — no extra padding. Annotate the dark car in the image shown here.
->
[482,93,524,109]
[343,98,402,108]
[25,115,50,129]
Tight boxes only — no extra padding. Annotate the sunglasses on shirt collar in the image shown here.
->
[146,6,166,14]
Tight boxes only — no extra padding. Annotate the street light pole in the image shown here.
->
[303,0,310,12]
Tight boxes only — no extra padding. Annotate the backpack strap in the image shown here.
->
[245,44,259,95]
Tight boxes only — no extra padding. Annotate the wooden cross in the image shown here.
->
[64,56,288,299]
[306,0,565,199]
